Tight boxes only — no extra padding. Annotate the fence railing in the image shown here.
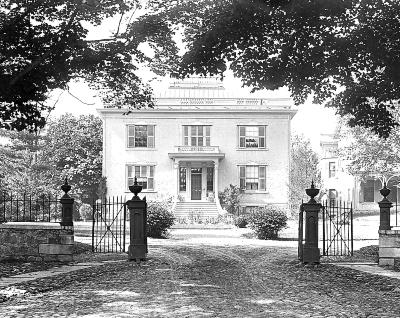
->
[0,192,62,223]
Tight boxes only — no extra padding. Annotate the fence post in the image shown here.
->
[126,177,147,262]
[302,181,322,264]
[379,182,392,231]
[60,178,74,227]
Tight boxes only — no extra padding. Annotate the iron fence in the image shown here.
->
[0,192,62,223]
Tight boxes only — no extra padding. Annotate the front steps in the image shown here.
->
[174,201,219,219]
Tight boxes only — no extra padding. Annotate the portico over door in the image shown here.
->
[191,168,202,200]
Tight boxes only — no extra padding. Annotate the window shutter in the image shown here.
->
[147,125,154,148]
[259,166,266,191]
[239,166,246,189]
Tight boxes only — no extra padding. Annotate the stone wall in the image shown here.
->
[379,229,400,270]
[0,223,74,262]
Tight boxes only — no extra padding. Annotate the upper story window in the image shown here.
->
[328,162,336,178]
[127,165,154,190]
[183,125,210,146]
[239,165,266,191]
[127,125,155,148]
[239,126,266,149]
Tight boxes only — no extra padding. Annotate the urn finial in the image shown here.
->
[129,176,142,197]
[306,179,319,203]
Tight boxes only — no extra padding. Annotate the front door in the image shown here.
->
[191,169,202,200]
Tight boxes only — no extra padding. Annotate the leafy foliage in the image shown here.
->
[79,203,93,221]
[248,206,288,240]
[145,0,400,137]
[0,0,178,131]
[218,184,242,214]
[42,114,103,202]
[0,114,104,203]
[146,199,175,238]
[338,122,400,182]
[0,129,54,195]
[289,135,321,212]
[234,215,248,228]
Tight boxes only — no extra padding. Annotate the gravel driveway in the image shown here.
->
[0,229,400,317]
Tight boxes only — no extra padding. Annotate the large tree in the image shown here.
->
[0,0,177,131]
[0,114,104,201]
[289,135,321,213]
[338,123,400,185]
[42,114,104,201]
[144,0,400,138]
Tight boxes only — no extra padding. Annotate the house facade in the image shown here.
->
[98,77,297,217]
[319,135,356,204]
[319,134,399,211]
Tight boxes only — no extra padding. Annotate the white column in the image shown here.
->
[214,159,222,212]
[174,159,180,197]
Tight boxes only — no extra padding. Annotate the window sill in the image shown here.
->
[236,148,269,151]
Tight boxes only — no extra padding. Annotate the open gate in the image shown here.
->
[92,197,127,253]
[321,200,353,256]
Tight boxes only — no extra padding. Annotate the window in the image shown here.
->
[127,125,154,148]
[127,165,154,190]
[207,167,214,192]
[179,167,187,191]
[239,126,266,149]
[183,125,210,146]
[363,180,375,202]
[328,162,336,178]
[239,166,266,191]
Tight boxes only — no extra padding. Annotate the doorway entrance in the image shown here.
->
[191,168,202,200]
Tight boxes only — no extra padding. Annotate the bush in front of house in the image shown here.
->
[218,184,242,214]
[234,215,248,228]
[248,206,288,239]
[146,200,175,238]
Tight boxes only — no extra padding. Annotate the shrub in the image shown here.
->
[248,206,288,239]
[79,203,93,220]
[218,184,242,214]
[234,215,248,228]
[146,200,175,238]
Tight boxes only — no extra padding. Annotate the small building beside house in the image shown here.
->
[98,77,297,217]
[319,134,399,211]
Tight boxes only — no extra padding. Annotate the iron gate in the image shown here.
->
[92,197,127,253]
[321,200,353,256]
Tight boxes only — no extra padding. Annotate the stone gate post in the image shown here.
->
[379,182,392,231]
[302,181,322,264]
[127,177,147,262]
[60,178,74,227]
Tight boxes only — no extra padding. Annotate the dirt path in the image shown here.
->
[1,238,400,317]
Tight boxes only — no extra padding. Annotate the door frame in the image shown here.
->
[191,168,202,200]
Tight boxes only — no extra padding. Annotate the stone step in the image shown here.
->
[174,202,219,218]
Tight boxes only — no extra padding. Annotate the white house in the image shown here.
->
[98,77,297,217]
[319,134,399,211]
[319,134,356,204]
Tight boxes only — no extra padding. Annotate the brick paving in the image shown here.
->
[0,238,400,318]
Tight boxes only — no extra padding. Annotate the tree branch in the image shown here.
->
[10,6,81,86]
[66,88,95,105]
